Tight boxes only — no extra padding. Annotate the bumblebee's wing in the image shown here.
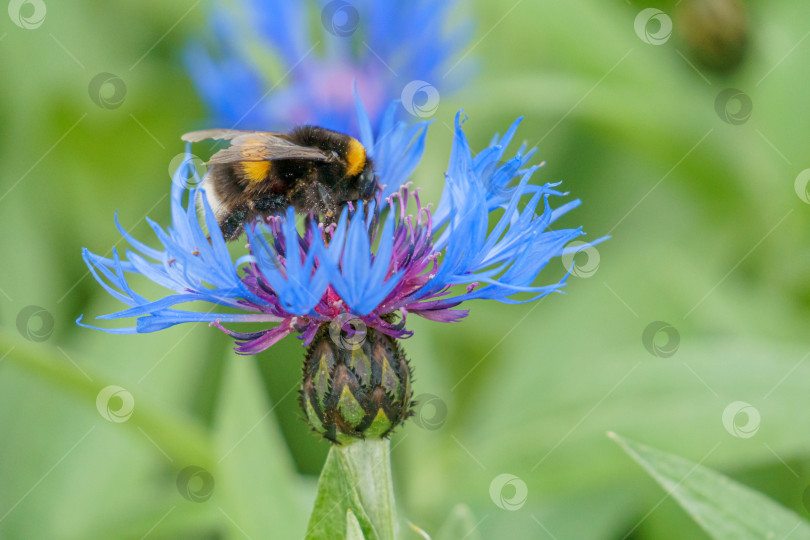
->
[182,129,270,143]
[182,129,330,164]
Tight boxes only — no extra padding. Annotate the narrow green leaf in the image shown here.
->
[346,510,367,540]
[338,441,398,539]
[0,329,212,467]
[214,354,306,539]
[307,446,377,540]
[405,521,432,540]
[306,439,397,540]
[435,504,480,540]
[609,432,810,539]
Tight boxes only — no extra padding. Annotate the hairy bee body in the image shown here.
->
[182,126,377,240]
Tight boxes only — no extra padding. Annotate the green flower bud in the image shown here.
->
[300,321,413,444]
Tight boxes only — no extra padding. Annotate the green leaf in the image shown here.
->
[214,354,306,539]
[307,446,376,540]
[306,439,398,540]
[0,329,213,467]
[609,432,810,540]
[435,504,480,540]
[346,510,367,540]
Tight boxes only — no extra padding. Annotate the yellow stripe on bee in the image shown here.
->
[345,137,367,177]
[240,161,272,183]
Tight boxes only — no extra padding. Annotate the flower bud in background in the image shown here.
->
[677,0,749,74]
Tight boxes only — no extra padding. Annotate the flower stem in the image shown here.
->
[306,439,398,540]
[338,439,398,538]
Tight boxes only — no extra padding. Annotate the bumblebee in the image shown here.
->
[181,126,378,240]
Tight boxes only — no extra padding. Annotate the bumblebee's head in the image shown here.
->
[358,160,378,201]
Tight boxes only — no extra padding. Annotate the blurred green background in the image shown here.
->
[2,0,810,538]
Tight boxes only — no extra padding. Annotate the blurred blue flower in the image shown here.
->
[78,97,606,354]
[184,0,473,134]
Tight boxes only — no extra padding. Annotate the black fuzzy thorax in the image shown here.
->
[287,125,356,161]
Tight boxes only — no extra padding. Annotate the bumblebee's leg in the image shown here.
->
[315,184,340,221]
[254,194,288,214]
[219,207,249,241]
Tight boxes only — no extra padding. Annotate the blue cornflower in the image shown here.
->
[184,0,472,134]
[78,96,606,354]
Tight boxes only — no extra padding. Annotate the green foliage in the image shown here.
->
[345,510,366,540]
[306,440,397,540]
[2,0,810,537]
[214,353,307,539]
[611,433,810,539]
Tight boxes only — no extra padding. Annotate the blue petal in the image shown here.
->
[410,113,606,310]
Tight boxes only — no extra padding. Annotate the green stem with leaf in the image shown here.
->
[306,439,398,540]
